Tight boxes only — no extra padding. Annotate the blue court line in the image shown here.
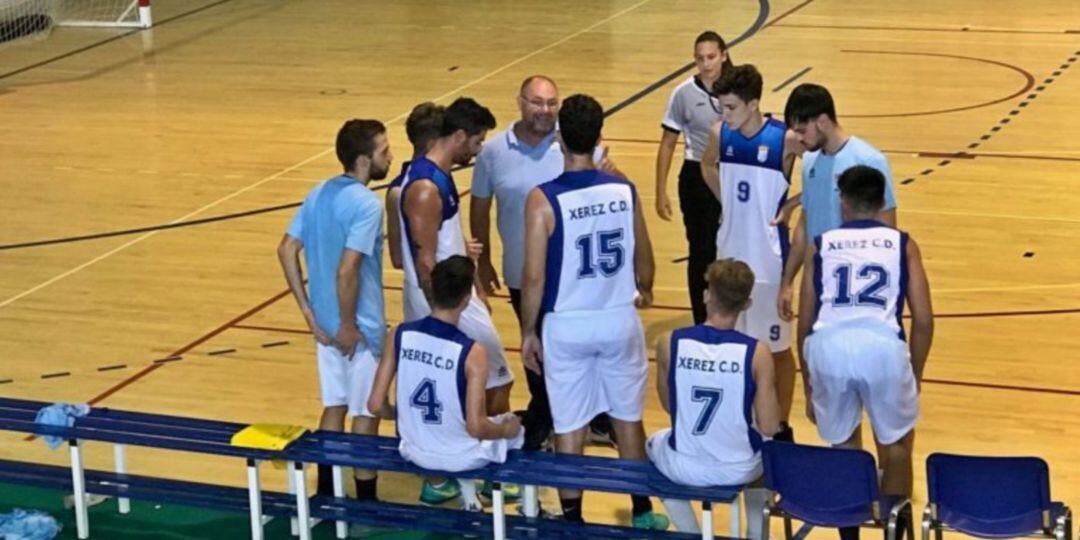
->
[772,66,812,93]
[1,0,774,252]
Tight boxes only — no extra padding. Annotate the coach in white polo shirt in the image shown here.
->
[470,75,607,451]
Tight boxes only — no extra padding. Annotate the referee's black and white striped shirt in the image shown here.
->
[661,76,723,163]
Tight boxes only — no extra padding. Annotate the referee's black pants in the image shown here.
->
[678,160,721,325]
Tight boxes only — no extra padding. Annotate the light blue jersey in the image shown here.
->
[471,126,603,289]
[801,136,897,240]
[287,175,385,355]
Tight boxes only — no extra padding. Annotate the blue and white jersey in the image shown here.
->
[398,157,467,315]
[538,170,638,314]
[716,117,790,284]
[812,220,909,339]
[667,326,761,464]
[394,317,477,458]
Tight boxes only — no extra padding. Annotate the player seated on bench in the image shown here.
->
[369,255,524,511]
[649,259,781,538]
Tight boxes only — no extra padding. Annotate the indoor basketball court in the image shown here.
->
[0,0,1077,537]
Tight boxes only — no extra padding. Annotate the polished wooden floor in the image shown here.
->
[1,0,1079,535]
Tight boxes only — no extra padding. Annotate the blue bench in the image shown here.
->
[0,397,297,539]
[291,430,744,540]
[0,397,745,540]
[0,457,297,519]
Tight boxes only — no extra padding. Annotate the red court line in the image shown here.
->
[915,152,976,160]
[85,288,293,406]
[773,23,1068,35]
[217,319,1080,397]
[24,289,295,441]
[610,141,1080,165]
[944,151,1080,164]
[920,378,1080,397]
[506,346,1080,397]
[232,324,313,335]
[840,50,1035,119]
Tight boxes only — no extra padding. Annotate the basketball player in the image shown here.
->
[797,165,932,518]
[278,119,391,500]
[649,259,780,538]
[387,102,444,269]
[520,94,668,530]
[470,75,614,451]
[700,65,800,438]
[399,97,513,504]
[655,30,732,324]
[777,83,897,322]
[369,255,524,512]
[398,96,513,409]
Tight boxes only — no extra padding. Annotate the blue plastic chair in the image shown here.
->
[762,441,912,540]
[923,453,1072,540]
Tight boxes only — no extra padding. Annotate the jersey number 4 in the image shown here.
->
[690,386,724,435]
[410,378,443,424]
[575,229,625,278]
[833,263,889,308]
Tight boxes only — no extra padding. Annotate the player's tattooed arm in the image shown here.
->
[403,180,443,304]
[386,187,404,269]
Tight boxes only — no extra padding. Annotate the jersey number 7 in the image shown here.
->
[691,386,724,435]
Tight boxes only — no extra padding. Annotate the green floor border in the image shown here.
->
[0,482,466,539]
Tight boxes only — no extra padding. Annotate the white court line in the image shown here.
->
[0,0,652,311]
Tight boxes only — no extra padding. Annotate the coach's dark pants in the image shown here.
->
[678,160,721,325]
[509,288,553,448]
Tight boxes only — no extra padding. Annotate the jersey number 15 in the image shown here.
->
[575,229,625,278]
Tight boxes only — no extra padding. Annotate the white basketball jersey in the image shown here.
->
[667,326,762,463]
[716,117,790,284]
[812,220,909,339]
[394,317,479,457]
[399,157,467,320]
[538,170,638,314]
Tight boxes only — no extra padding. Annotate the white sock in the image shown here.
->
[660,498,700,533]
[460,478,481,510]
[744,488,771,540]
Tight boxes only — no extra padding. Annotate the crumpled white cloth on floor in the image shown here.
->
[0,509,61,540]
